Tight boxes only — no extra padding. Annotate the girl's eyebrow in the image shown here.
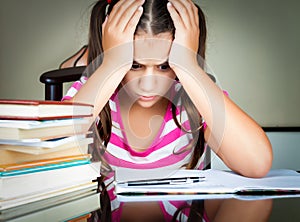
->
[160,61,169,65]
[132,60,169,65]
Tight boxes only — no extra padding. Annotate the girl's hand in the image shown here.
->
[101,0,144,67]
[167,0,200,66]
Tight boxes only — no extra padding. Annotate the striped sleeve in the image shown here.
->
[61,76,88,101]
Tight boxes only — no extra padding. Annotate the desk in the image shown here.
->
[2,195,300,222]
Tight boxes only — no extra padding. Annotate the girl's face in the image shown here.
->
[121,32,176,108]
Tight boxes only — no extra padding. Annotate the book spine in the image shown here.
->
[0,154,92,171]
[1,159,91,177]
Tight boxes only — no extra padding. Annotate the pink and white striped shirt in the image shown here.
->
[63,76,208,221]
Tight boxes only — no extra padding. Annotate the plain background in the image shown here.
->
[0,0,299,127]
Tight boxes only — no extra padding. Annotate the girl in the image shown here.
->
[63,0,273,221]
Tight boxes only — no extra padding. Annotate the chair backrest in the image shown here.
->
[39,45,88,101]
[40,66,86,101]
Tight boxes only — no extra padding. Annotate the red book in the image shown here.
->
[0,99,93,120]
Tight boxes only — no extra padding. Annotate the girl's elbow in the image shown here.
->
[250,141,273,178]
[252,156,273,178]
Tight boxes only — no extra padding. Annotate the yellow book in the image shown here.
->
[0,119,90,140]
[0,137,92,166]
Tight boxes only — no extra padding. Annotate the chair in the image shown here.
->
[39,45,88,101]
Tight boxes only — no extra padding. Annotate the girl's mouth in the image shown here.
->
[139,95,157,101]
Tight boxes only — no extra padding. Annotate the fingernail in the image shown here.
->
[167,2,172,7]
[138,6,143,11]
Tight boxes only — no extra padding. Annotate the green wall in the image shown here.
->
[1,0,299,127]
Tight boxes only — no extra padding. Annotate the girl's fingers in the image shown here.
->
[107,0,134,27]
[168,0,198,29]
[102,0,144,51]
[168,0,190,29]
[117,0,144,32]
[193,5,199,28]
[167,2,183,29]
[102,16,108,34]
[108,0,144,32]
[124,6,143,32]
[168,0,200,53]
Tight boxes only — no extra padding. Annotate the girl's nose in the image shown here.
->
[139,68,156,92]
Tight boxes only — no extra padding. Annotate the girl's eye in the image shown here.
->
[158,63,170,71]
[131,63,142,70]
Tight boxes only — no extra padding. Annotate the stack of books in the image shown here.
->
[0,99,100,211]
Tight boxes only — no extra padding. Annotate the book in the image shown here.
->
[0,118,88,129]
[0,99,93,120]
[114,168,300,202]
[0,138,92,166]
[0,154,92,176]
[0,147,89,166]
[0,119,90,140]
[0,135,92,155]
[0,187,100,221]
[0,161,101,209]
[0,181,99,211]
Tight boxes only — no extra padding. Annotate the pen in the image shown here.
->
[124,176,206,186]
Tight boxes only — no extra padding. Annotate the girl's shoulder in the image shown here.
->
[62,76,88,101]
[61,76,88,101]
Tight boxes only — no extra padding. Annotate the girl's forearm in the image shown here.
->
[71,60,129,124]
[172,63,272,177]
